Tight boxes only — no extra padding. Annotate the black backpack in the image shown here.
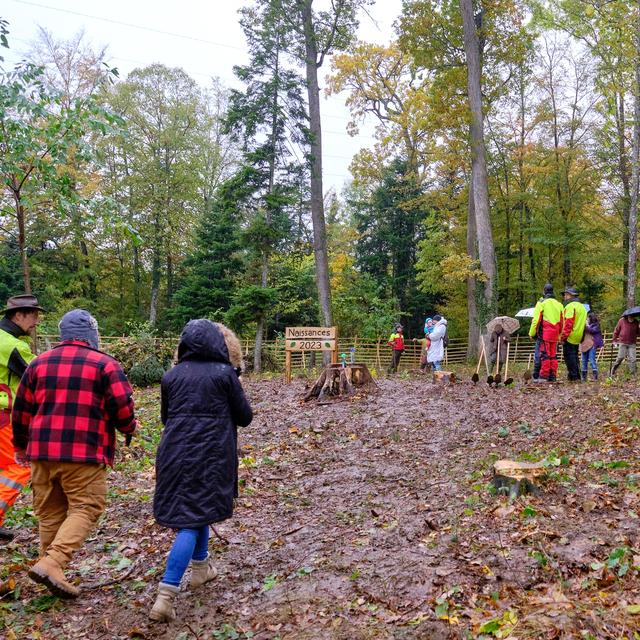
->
[443,328,449,348]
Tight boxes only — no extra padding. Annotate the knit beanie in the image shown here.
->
[58,309,100,349]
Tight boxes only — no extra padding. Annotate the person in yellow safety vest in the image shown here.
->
[561,287,588,382]
[0,294,42,541]
[529,284,564,382]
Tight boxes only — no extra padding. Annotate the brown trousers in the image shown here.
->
[31,461,107,568]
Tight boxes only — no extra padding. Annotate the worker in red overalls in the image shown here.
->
[528,284,564,382]
[0,294,42,540]
[387,324,405,374]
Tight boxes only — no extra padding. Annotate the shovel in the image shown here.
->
[503,341,513,386]
[487,336,500,385]
[523,352,532,383]
[472,341,486,384]
[608,339,616,376]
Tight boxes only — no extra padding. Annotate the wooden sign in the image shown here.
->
[285,326,336,340]
[284,326,337,383]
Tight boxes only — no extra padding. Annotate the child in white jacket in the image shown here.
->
[427,315,448,371]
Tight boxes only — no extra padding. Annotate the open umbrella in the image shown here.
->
[515,307,535,318]
[622,306,640,317]
[486,316,520,335]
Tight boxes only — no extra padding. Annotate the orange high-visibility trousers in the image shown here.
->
[0,415,31,526]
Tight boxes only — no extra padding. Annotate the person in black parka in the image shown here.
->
[150,319,253,623]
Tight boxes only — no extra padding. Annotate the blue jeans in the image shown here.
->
[162,525,209,586]
[432,361,442,371]
[581,347,597,376]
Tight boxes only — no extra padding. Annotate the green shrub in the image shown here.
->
[128,356,166,387]
[105,333,175,375]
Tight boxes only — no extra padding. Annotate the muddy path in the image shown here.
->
[2,376,639,639]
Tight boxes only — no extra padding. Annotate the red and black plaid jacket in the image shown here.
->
[12,340,136,466]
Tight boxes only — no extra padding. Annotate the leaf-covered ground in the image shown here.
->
[2,372,640,639]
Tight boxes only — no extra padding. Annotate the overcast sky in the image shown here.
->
[3,0,403,194]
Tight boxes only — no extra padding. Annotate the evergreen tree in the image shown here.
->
[351,159,439,335]
[170,181,243,326]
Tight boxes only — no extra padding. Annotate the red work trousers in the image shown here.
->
[539,340,559,381]
[0,413,31,525]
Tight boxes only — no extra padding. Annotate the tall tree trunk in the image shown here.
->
[616,93,632,302]
[504,172,511,308]
[12,189,31,294]
[133,244,141,315]
[459,0,496,321]
[254,252,269,373]
[301,0,333,328]
[628,10,640,308]
[525,203,536,291]
[517,70,530,305]
[254,317,265,373]
[149,211,161,326]
[123,150,141,314]
[466,189,480,358]
[166,249,173,309]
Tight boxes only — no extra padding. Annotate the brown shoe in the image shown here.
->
[28,556,80,599]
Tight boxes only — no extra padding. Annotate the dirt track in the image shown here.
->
[3,375,640,639]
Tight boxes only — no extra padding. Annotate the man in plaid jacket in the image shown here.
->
[12,309,136,598]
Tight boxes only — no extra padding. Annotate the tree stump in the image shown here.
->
[433,370,456,384]
[492,459,547,499]
[304,363,376,401]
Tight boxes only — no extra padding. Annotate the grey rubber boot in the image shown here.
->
[190,555,218,589]
[149,583,180,622]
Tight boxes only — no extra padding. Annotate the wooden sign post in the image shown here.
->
[284,326,337,383]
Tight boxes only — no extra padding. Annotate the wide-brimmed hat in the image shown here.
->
[3,294,45,314]
[562,287,578,296]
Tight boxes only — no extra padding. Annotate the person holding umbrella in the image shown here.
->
[560,287,587,382]
[486,316,519,375]
[611,307,640,375]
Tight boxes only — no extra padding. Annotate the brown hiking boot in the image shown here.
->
[0,526,15,541]
[28,556,80,599]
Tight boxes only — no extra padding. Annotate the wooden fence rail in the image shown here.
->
[37,331,617,373]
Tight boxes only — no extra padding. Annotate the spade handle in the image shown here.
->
[475,341,486,375]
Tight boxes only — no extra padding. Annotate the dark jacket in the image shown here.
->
[613,317,640,345]
[489,329,510,363]
[153,320,253,529]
